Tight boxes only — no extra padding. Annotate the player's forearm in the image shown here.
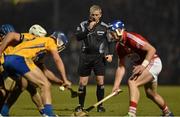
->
[60,71,67,82]
[144,42,156,60]
[0,32,20,55]
[55,58,68,82]
[142,46,156,67]
[114,66,125,87]
[51,50,68,83]
[0,37,10,55]
[43,68,63,85]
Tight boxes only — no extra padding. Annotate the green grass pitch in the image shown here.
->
[9,85,180,116]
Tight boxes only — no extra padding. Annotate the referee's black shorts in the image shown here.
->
[78,53,105,77]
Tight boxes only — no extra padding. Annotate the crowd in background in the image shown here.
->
[0,0,179,84]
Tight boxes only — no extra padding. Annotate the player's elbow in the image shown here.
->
[7,32,20,42]
[147,44,156,56]
[151,46,156,55]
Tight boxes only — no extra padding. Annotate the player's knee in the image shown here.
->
[43,82,51,89]
[79,80,88,86]
[96,79,104,85]
[128,79,137,87]
[43,81,51,89]
[38,78,51,89]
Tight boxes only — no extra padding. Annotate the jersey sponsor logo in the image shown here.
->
[77,26,81,31]
[97,31,105,35]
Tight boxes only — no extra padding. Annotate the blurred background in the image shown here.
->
[0,0,179,84]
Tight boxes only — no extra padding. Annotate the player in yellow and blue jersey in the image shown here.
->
[0,24,46,115]
[0,28,71,116]
[0,24,45,115]
[0,24,71,116]
[0,24,16,111]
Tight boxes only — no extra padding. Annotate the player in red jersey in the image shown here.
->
[109,20,173,117]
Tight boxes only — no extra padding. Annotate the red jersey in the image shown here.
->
[116,31,158,64]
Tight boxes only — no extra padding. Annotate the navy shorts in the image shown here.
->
[78,53,105,77]
[3,55,36,76]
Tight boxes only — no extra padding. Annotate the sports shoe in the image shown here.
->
[75,105,84,112]
[162,112,174,117]
[42,113,59,117]
[97,106,106,112]
[124,112,136,117]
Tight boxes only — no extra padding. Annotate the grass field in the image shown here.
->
[9,85,180,116]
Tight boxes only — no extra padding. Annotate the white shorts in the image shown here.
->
[147,57,162,82]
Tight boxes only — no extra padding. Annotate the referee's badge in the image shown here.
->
[97,31,105,35]
[77,26,80,31]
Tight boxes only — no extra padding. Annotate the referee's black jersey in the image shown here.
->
[75,20,114,55]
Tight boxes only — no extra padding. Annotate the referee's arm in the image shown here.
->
[74,23,89,41]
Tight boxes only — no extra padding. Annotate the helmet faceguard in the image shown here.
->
[51,31,69,52]
[0,24,15,37]
[29,24,47,37]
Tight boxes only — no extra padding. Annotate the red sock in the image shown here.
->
[128,101,137,115]
[161,104,170,115]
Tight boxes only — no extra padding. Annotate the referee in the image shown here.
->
[74,5,114,112]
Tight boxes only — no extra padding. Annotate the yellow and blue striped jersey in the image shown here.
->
[5,33,57,60]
